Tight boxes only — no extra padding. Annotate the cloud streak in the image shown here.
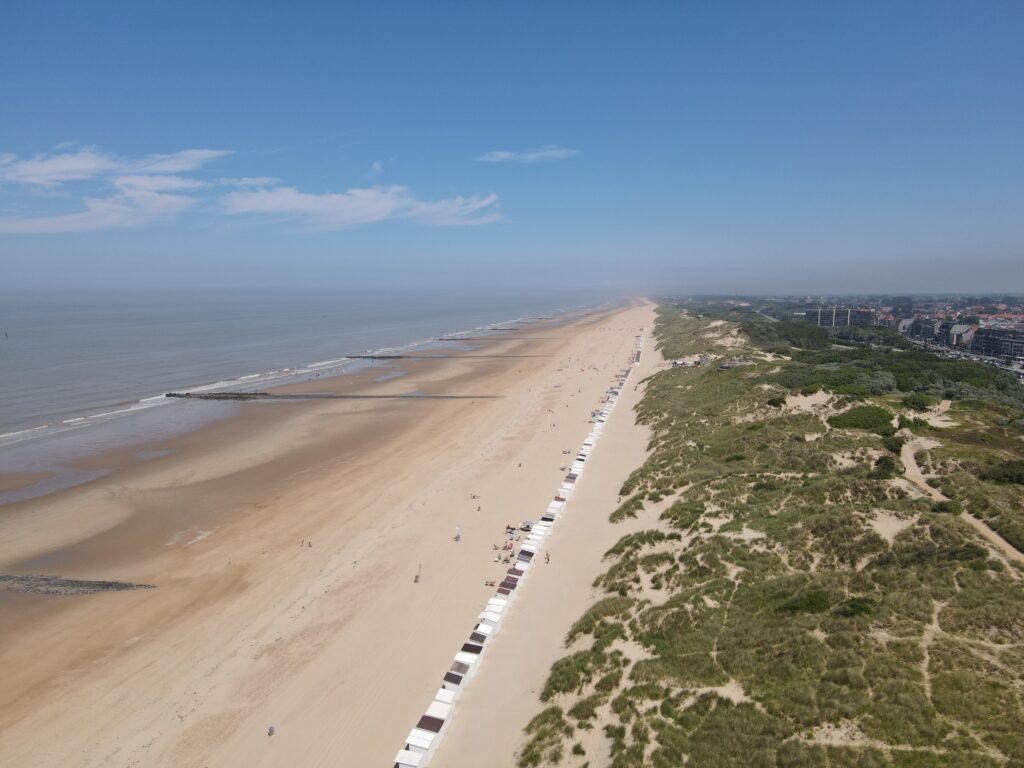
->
[0,188,196,234]
[223,185,500,229]
[0,145,499,233]
[0,148,231,188]
[477,145,579,163]
[0,147,230,232]
[218,176,281,188]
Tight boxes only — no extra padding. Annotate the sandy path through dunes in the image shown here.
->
[0,303,653,768]
[899,434,1024,566]
[900,436,945,501]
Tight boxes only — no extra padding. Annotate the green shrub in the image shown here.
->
[568,694,604,722]
[778,589,832,613]
[870,454,900,479]
[542,650,608,701]
[519,707,573,768]
[882,434,905,453]
[833,383,871,397]
[567,597,634,642]
[899,415,930,430]
[611,493,645,523]
[833,597,875,617]
[980,459,1024,485]
[828,405,896,436]
[903,393,939,411]
[742,319,831,350]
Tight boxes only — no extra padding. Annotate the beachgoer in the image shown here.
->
[545,552,550,564]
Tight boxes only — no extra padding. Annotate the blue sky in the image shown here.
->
[1,1,1022,293]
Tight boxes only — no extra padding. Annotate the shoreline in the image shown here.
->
[0,304,609,507]
[0,300,653,768]
[0,302,606,445]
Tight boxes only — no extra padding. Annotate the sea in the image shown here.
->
[0,288,612,500]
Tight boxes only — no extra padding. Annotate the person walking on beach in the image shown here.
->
[454,526,461,542]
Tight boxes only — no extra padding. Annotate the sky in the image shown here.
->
[1,1,1022,294]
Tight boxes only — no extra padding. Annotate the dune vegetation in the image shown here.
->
[519,300,1024,768]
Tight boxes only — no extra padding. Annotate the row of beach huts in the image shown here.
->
[392,332,646,767]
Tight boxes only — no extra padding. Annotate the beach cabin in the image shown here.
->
[478,610,502,626]
[395,748,424,768]
[443,670,464,689]
[417,700,451,738]
[403,723,437,753]
[435,687,456,706]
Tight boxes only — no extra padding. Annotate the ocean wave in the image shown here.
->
[1,309,574,450]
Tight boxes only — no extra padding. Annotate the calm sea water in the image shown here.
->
[0,287,608,446]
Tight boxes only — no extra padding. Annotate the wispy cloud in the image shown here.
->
[0,147,229,232]
[0,150,120,187]
[0,148,231,188]
[132,149,231,175]
[404,193,501,226]
[223,185,500,229]
[0,145,498,234]
[477,145,579,163]
[114,175,207,191]
[0,188,196,234]
[219,176,281,187]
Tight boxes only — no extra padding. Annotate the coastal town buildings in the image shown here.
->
[800,306,876,327]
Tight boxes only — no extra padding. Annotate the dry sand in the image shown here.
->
[784,390,832,414]
[433,324,662,767]
[0,302,656,768]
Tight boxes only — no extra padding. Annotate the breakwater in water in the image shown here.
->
[164,392,499,401]
[0,574,155,596]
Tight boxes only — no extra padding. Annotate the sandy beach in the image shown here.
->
[434,316,662,767]
[0,301,655,768]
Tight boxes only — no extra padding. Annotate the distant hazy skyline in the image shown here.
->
[1,1,1022,294]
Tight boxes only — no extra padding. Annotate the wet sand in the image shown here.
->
[0,470,51,494]
[0,301,654,768]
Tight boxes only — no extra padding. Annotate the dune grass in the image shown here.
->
[518,302,1024,767]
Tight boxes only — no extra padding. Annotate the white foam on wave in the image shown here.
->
[305,357,350,370]
[3,307,575,449]
[0,424,50,440]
